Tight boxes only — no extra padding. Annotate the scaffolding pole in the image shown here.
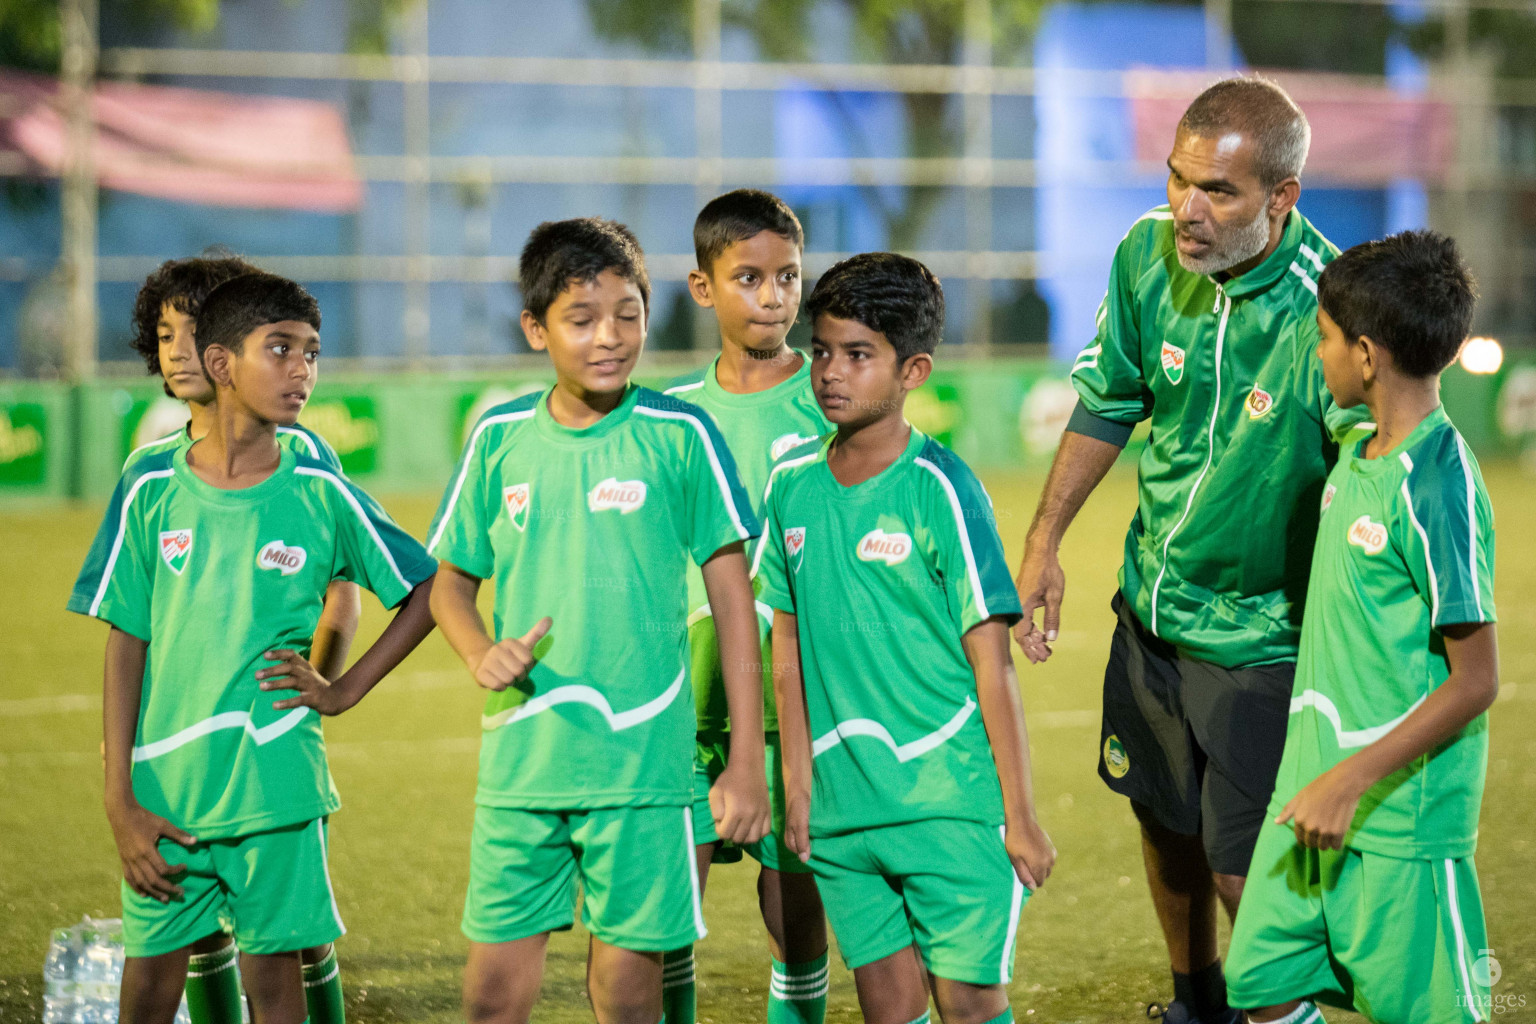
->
[61,0,98,380]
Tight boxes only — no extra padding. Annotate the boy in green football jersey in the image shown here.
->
[757,253,1056,1024]
[68,272,438,1024]
[660,190,831,1024]
[122,252,359,1024]
[1226,231,1499,1024]
[427,217,771,1024]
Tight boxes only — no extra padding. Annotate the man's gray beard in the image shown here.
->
[1176,204,1272,276]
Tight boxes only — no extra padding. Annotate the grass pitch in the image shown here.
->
[2,463,1531,1023]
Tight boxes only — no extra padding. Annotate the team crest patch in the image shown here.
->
[588,478,647,514]
[1103,734,1130,779]
[257,540,307,576]
[1321,484,1336,513]
[503,483,531,532]
[771,432,819,461]
[1160,341,1185,385]
[159,530,193,575]
[856,528,912,567]
[1245,385,1275,419]
[784,526,806,573]
[1347,515,1388,555]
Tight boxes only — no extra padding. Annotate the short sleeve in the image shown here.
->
[323,475,437,609]
[301,427,345,474]
[426,422,496,579]
[1392,438,1497,629]
[1070,228,1154,425]
[915,455,1023,634]
[67,473,154,640]
[751,483,795,614]
[678,407,761,565]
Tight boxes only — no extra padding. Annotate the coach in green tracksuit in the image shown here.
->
[1012,78,1363,1024]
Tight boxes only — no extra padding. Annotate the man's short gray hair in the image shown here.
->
[1178,76,1311,189]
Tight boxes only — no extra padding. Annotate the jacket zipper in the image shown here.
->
[1149,283,1230,636]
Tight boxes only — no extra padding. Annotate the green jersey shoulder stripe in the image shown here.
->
[749,439,825,577]
[662,368,707,397]
[427,392,542,556]
[277,425,343,472]
[1398,430,1489,626]
[123,430,184,470]
[86,455,177,618]
[911,437,1016,624]
[632,390,756,542]
[294,461,416,597]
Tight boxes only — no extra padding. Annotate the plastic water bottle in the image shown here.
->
[42,917,194,1023]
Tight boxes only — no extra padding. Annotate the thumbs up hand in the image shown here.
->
[470,617,552,691]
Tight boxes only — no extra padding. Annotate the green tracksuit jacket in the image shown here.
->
[1069,205,1364,668]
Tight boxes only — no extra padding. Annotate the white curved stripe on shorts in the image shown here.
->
[1288,689,1426,749]
[684,808,708,939]
[295,466,411,594]
[427,408,537,553]
[635,405,751,541]
[480,666,685,732]
[132,707,311,762]
[913,456,989,621]
[1000,824,1025,984]
[1443,859,1485,1022]
[90,469,175,617]
[811,696,976,761]
[316,818,346,936]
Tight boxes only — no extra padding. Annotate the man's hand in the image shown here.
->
[1005,815,1056,890]
[1275,763,1368,850]
[259,650,356,715]
[709,759,771,846]
[1012,541,1065,664]
[469,617,552,692]
[782,785,812,865]
[105,797,196,903]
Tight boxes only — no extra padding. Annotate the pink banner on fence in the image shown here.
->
[1126,69,1455,185]
[0,70,361,212]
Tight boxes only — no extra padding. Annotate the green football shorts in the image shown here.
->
[811,819,1028,985]
[1228,821,1492,1022]
[691,730,811,874]
[120,817,343,958]
[462,804,705,951]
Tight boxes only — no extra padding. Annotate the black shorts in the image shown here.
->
[1097,591,1293,876]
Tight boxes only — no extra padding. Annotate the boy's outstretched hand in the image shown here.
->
[1005,815,1056,890]
[105,798,196,903]
[469,617,552,692]
[709,759,772,846]
[1276,762,1366,850]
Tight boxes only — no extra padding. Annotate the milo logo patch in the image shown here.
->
[1103,734,1130,779]
[257,540,307,576]
[588,478,647,514]
[856,528,912,567]
[1246,385,1275,419]
[1347,515,1388,555]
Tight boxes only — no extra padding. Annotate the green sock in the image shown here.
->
[302,947,345,1024]
[184,944,242,1024]
[768,951,828,1024]
[899,1013,930,1024]
[980,1011,1014,1024]
[661,946,696,1024]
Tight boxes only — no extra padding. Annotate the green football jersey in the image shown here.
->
[67,445,436,839]
[1073,206,1367,669]
[1271,408,1496,859]
[426,384,760,810]
[124,422,344,474]
[753,426,1024,836]
[664,353,829,733]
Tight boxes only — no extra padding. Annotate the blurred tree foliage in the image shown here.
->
[0,0,413,72]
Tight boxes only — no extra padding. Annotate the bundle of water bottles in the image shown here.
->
[42,917,195,1024]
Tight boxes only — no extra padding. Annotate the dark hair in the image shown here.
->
[693,189,804,273]
[130,248,259,385]
[1178,75,1310,189]
[806,252,944,362]
[519,218,650,323]
[1317,230,1476,379]
[195,272,322,363]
